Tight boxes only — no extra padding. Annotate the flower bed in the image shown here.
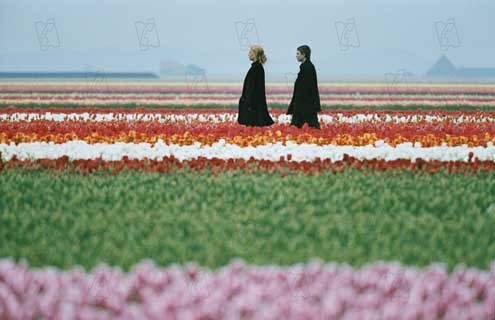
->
[0,259,494,319]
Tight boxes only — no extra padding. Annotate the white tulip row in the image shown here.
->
[1,140,494,162]
[1,112,495,124]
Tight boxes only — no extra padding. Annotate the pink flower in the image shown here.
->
[0,258,494,319]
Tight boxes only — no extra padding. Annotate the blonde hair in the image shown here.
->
[250,45,267,64]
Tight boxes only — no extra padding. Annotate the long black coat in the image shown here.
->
[287,59,321,115]
[238,61,274,126]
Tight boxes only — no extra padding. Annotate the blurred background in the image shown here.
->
[0,0,493,82]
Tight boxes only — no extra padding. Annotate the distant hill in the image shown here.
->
[425,55,495,79]
[425,55,457,77]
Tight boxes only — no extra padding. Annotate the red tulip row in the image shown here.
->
[1,152,492,175]
[1,119,494,147]
[2,108,494,173]
[3,106,495,119]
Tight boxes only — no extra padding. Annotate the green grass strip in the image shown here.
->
[1,168,494,271]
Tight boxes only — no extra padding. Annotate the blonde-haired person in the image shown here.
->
[238,45,274,126]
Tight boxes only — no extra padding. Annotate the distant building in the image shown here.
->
[425,55,495,79]
[160,61,204,76]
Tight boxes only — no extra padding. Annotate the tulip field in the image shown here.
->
[1,82,495,319]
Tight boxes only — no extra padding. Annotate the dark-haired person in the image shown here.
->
[287,45,321,129]
[238,45,274,127]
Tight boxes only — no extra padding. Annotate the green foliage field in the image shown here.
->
[1,167,494,271]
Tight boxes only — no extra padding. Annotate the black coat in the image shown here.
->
[238,61,274,126]
[287,60,321,115]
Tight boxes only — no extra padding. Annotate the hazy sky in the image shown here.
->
[0,0,493,80]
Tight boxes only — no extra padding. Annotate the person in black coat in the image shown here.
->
[238,45,274,127]
[287,45,321,129]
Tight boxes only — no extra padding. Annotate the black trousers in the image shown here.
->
[290,112,321,129]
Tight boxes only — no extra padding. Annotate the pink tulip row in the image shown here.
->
[1,258,494,320]
[2,98,495,107]
[2,94,495,102]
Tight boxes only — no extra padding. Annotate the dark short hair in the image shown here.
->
[297,45,311,60]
